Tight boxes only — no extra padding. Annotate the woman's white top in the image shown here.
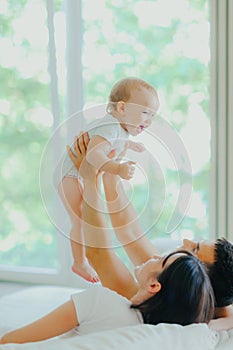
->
[71,285,143,335]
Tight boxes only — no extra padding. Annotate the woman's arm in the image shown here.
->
[103,173,160,266]
[68,136,138,299]
[0,300,78,344]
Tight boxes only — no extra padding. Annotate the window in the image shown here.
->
[1,0,231,284]
[80,0,211,244]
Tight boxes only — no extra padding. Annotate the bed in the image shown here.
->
[0,239,232,349]
[0,285,233,350]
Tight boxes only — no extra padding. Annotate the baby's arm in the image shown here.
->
[86,135,135,180]
[0,300,78,344]
[127,140,145,152]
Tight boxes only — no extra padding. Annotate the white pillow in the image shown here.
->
[0,323,219,350]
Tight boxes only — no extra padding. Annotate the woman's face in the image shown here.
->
[134,253,182,287]
[181,239,215,264]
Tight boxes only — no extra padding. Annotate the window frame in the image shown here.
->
[210,0,233,242]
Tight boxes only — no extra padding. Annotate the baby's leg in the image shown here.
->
[58,176,99,282]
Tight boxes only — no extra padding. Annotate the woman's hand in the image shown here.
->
[68,132,99,180]
[67,132,90,171]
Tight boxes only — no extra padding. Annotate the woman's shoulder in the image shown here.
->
[71,285,142,335]
[72,284,129,302]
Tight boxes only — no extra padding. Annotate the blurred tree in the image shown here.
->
[0,0,210,269]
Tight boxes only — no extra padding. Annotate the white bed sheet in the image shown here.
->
[0,286,232,350]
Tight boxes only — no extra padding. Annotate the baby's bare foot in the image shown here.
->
[72,260,99,283]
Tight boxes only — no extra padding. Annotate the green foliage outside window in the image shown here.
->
[0,0,210,269]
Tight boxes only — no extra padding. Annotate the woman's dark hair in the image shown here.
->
[131,250,215,326]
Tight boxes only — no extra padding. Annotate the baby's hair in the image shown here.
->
[107,77,158,113]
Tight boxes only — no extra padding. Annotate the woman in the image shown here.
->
[82,137,233,331]
[69,134,233,330]
[0,134,214,344]
[83,135,233,332]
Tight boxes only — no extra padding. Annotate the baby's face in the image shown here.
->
[121,88,159,136]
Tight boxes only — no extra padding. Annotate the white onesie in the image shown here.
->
[54,114,129,187]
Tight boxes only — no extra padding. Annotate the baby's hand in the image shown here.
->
[127,140,145,152]
[118,161,136,180]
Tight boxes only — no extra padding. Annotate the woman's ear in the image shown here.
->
[116,101,126,115]
[148,280,161,295]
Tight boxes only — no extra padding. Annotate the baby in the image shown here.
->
[56,77,159,282]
